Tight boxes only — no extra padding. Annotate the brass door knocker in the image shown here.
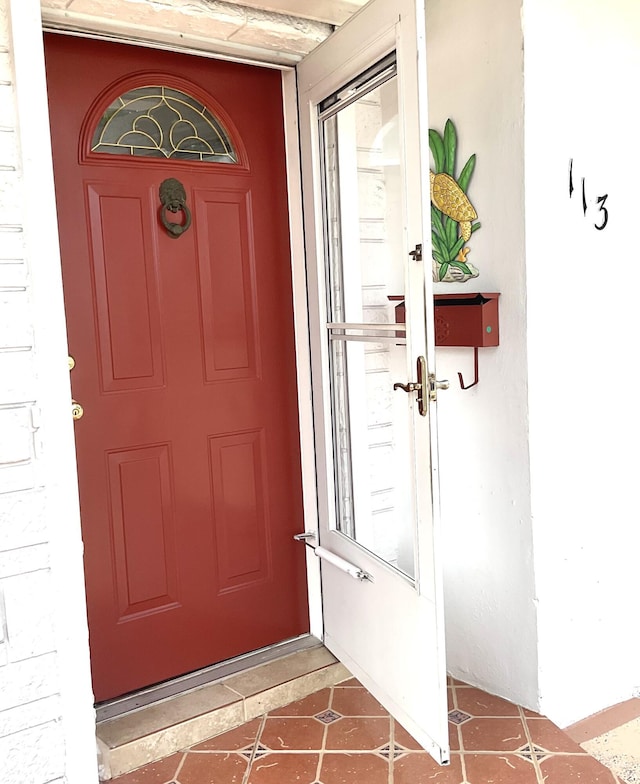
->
[159,178,192,238]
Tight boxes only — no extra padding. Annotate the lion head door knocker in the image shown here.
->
[159,178,192,238]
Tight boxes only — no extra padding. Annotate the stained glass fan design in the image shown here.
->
[91,86,238,163]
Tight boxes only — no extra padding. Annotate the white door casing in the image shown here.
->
[297,0,449,764]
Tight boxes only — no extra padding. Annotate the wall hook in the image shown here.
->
[458,346,479,390]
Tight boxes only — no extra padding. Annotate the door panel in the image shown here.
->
[107,444,179,618]
[45,34,308,701]
[208,429,271,592]
[86,182,165,391]
[298,0,449,764]
[193,189,258,380]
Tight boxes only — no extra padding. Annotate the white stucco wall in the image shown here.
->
[426,0,539,711]
[0,1,98,782]
[523,0,640,727]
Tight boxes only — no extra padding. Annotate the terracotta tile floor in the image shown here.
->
[111,678,627,784]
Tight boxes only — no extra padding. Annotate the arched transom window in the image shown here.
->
[91,86,238,163]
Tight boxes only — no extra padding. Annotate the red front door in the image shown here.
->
[44,34,309,702]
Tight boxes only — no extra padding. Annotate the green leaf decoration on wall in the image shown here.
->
[457,153,476,193]
[429,129,445,174]
[428,120,481,282]
[443,119,457,177]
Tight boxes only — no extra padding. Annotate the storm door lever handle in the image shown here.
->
[393,381,421,393]
[393,356,428,417]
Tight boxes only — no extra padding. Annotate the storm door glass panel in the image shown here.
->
[321,57,415,580]
[91,86,238,163]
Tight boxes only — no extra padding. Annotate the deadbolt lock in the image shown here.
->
[71,399,84,420]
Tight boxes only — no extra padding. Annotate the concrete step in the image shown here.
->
[96,644,350,779]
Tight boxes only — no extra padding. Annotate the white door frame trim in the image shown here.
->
[8,3,100,784]
[41,21,300,70]
[281,67,324,639]
[16,6,323,774]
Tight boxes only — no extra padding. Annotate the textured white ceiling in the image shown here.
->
[220,0,367,25]
[40,0,368,63]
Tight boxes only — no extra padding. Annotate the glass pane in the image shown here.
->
[329,336,415,577]
[324,77,404,325]
[91,86,238,163]
[322,66,416,579]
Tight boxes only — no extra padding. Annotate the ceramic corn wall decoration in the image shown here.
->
[429,119,481,282]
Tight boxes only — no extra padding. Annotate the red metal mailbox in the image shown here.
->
[433,292,499,347]
[388,292,500,347]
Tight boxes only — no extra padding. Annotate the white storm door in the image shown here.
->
[297,0,449,765]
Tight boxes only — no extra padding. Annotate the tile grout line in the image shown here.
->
[389,715,394,784]
[314,684,336,783]
[451,680,470,782]
[519,705,545,784]
[315,722,326,783]
[242,713,268,784]
[448,750,595,757]
[173,750,187,784]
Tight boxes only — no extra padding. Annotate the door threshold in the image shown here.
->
[96,638,351,780]
[96,634,321,722]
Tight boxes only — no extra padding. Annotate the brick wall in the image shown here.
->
[0,2,97,783]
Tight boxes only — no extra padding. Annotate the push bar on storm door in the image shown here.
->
[293,534,373,582]
[314,547,373,582]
